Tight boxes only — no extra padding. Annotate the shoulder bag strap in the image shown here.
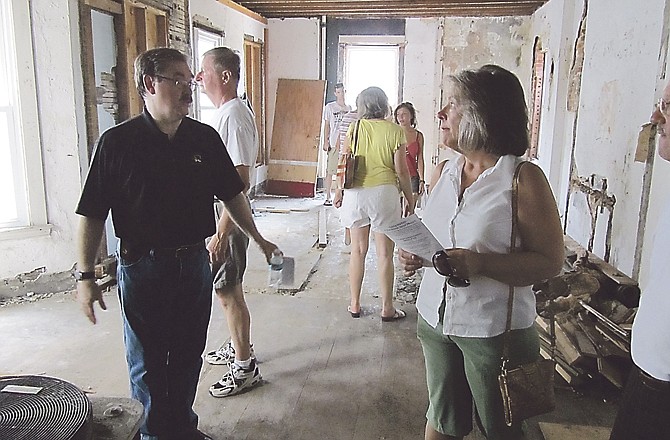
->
[502,160,527,362]
[352,120,361,156]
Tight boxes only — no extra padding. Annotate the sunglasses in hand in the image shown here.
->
[432,250,471,288]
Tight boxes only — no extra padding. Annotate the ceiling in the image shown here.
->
[236,0,550,19]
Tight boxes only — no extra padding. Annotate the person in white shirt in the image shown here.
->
[399,65,563,440]
[609,80,670,440]
[322,82,351,205]
[195,47,279,398]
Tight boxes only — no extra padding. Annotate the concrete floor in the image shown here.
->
[0,196,619,440]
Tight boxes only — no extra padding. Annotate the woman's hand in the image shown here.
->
[441,248,482,280]
[334,189,343,208]
[398,248,423,276]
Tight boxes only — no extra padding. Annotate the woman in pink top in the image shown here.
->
[394,102,425,208]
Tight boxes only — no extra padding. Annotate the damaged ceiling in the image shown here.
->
[236,0,550,19]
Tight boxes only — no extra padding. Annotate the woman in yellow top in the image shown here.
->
[334,87,414,321]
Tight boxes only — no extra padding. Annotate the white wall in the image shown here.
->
[402,18,443,180]
[0,0,86,280]
[266,18,321,154]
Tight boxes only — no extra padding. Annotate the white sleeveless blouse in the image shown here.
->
[416,154,536,337]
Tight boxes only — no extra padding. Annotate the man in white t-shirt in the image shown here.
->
[322,82,351,205]
[610,80,670,440]
[196,46,279,398]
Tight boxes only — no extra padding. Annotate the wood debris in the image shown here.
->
[533,237,639,390]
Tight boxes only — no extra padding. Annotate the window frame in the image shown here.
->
[0,0,48,234]
[192,26,225,121]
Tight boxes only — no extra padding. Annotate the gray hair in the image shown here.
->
[134,48,189,98]
[356,87,389,120]
[448,64,529,156]
[203,47,241,80]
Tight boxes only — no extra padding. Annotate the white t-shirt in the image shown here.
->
[416,154,536,337]
[323,101,351,147]
[208,97,258,168]
[631,197,670,381]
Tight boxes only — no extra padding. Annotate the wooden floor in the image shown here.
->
[0,196,618,440]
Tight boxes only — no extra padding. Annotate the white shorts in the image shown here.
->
[339,184,401,232]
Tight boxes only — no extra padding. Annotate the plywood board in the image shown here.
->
[268,78,325,197]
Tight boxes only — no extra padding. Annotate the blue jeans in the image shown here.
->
[117,246,212,440]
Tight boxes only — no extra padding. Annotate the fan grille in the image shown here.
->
[0,375,92,440]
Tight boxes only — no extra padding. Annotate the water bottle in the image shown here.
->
[268,250,283,289]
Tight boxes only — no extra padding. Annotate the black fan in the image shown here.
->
[0,375,92,440]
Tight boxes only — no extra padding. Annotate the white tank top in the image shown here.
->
[416,154,536,337]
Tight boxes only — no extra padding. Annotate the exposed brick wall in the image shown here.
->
[166,0,190,55]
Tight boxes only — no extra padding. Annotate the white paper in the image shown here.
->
[2,385,43,395]
[382,214,443,262]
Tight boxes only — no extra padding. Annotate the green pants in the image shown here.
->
[417,316,539,439]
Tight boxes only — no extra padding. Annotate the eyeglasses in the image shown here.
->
[432,250,470,288]
[154,74,198,91]
[658,98,670,116]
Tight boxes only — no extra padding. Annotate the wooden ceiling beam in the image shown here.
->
[237,0,547,18]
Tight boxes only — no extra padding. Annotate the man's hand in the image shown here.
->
[258,239,280,264]
[207,232,229,266]
[322,143,331,152]
[77,280,106,324]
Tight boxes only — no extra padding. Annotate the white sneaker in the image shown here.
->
[204,339,255,365]
[209,359,262,397]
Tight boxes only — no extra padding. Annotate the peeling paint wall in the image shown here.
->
[532,0,669,288]
[441,17,530,80]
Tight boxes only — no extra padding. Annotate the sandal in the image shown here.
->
[347,306,361,318]
[381,309,406,322]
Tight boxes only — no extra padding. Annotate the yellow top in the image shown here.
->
[347,119,406,188]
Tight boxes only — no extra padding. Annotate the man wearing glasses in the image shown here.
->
[609,82,670,440]
[75,48,277,440]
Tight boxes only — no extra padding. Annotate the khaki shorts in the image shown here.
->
[211,200,250,289]
[326,147,339,175]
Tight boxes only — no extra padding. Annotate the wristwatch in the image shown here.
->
[74,270,96,282]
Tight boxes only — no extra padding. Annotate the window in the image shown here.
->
[0,0,46,232]
[192,27,224,122]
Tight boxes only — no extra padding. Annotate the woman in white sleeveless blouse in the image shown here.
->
[399,65,564,440]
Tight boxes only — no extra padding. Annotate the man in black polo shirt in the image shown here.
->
[75,48,278,440]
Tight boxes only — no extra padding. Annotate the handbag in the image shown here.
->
[497,161,556,427]
[338,120,360,189]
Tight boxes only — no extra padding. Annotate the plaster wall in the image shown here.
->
[0,0,86,280]
[402,18,443,181]
[191,0,265,53]
[266,18,321,152]
[563,0,665,277]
